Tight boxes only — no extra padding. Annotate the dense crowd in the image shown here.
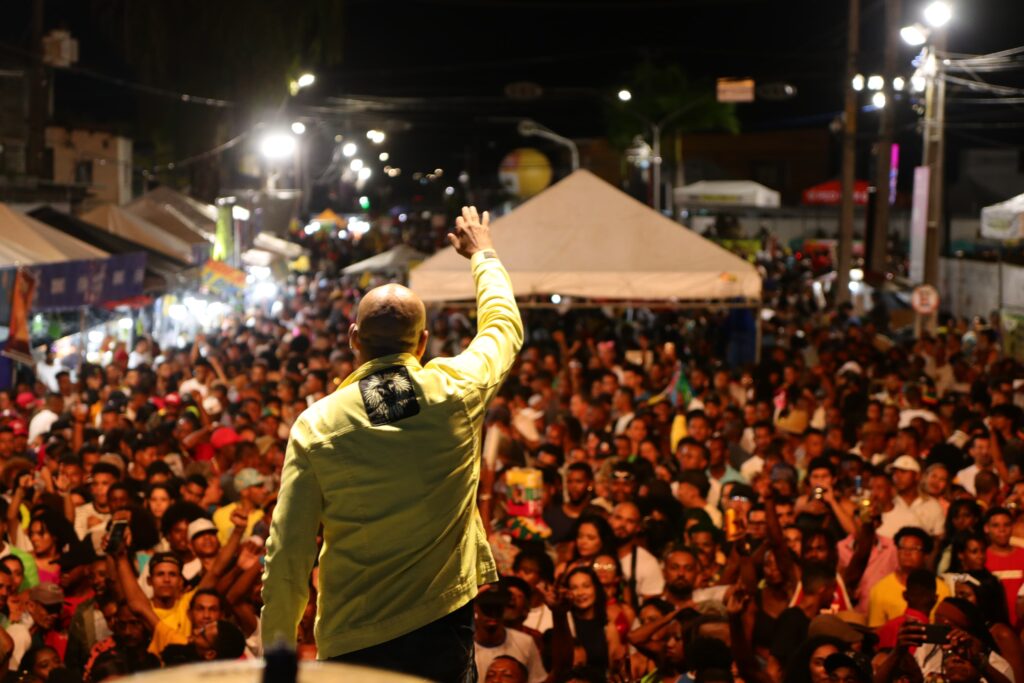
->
[0,242,1021,683]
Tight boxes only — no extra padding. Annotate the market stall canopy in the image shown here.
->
[80,204,195,265]
[126,187,217,243]
[343,244,428,275]
[981,192,1024,240]
[410,170,761,303]
[253,232,305,259]
[28,206,190,291]
[0,203,109,266]
[802,179,870,206]
[673,180,781,209]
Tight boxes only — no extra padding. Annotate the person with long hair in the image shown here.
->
[27,511,75,586]
[590,553,636,642]
[557,515,616,578]
[564,566,625,673]
[938,499,984,573]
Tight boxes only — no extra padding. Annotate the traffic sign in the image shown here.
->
[911,284,940,315]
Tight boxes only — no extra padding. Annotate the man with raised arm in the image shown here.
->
[262,206,523,681]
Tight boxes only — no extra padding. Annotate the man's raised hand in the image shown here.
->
[447,206,494,259]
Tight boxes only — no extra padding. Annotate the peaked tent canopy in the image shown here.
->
[80,204,195,265]
[28,206,190,290]
[410,170,761,303]
[126,187,217,243]
[0,203,109,266]
[673,180,781,209]
[981,192,1024,240]
[343,244,428,275]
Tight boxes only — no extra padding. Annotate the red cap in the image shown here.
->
[164,393,182,406]
[15,392,39,410]
[8,419,28,436]
[210,427,241,450]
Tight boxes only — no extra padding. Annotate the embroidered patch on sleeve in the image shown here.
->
[359,366,421,426]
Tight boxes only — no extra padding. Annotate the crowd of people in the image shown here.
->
[0,236,1021,683]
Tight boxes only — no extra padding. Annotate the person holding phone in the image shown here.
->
[262,206,523,680]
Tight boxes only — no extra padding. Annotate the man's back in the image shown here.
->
[262,240,523,659]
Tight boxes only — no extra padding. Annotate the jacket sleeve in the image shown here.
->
[260,420,323,650]
[440,250,524,402]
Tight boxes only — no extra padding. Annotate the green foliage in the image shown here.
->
[606,61,740,153]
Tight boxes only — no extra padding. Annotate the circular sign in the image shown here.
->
[911,285,940,315]
[498,148,552,199]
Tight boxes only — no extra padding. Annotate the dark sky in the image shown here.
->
[3,0,1023,202]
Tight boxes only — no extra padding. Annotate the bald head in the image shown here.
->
[350,284,428,362]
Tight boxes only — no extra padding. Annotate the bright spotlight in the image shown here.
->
[867,75,884,91]
[893,76,906,91]
[296,73,316,88]
[291,121,306,135]
[342,143,357,157]
[350,158,364,172]
[852,74,865,92]
[911,75,927,92]
[901,24,928,46]
[872,92,887,108]
[358,167,372,181]
[259,132,296,159]
[617,89,632,102]
[379,152,389,162]
[923,1,952,28]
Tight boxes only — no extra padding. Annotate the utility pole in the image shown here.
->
[871,0,901,276]
[26,0,47,178]
[836,0,861,305]
[922,34,947,289]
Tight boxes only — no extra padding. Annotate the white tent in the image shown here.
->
[80,204,195,265]
[343,244,428,275]
[409,170,761,303]
[0,203,109,266]
[673,180,781,209]
[981,193,1024,240]
[125,187,217,244]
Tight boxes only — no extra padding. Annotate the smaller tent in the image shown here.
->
[802,179,869,206]
[0,204,109,266]
[343,244,428,275]
[80,204,195,265]
[673,180,781,209]
[126,187,217,242]
[981,193,1024,240]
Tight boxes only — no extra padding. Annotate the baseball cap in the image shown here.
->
[234,467,267,492]
[210,427,240,450]
[29,583,64,606]
[187,518,218,541]
[8,419,28,437]
[164,393,182,406]
[15,392,40,410]
[808,614,864,644]
[837,361,863,377]
[887,455,922,474]
[149,551,183,572]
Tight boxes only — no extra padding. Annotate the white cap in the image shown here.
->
[887,455,921,474]
[188,518,218,541]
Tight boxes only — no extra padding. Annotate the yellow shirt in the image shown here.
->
[866,572,950,627]
[149,588,196,654]
[261,250,523,658]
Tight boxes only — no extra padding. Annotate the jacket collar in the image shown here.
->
[341,353,423,389]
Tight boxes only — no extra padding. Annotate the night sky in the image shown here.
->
[2,0,1023,204]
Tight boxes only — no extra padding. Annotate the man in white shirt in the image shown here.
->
[74,462,120,550]
[956,436,997,496]
[888,456,945,537]
[27,393,63,446]
[610,502,665,600]
[474,588,547,683]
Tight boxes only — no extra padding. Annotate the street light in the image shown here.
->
[516,119,580,171]
[617,89,632,102]
[616,100,701,213]
[871,92,887,108]
[900,24,928,46]
[923,0,953,27]
[297,73,316,88]
[259,132,296,159]
[867,75,884,91]
[342,143,357,157]
[290,121,306,135]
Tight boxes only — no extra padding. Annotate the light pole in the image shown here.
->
[836,0,861,305]
[615,91,700,213]
[903,1,952,288]
[517,120,580,172]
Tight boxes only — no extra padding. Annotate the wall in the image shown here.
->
[939,257,1024,319]
[44,126,132,205]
